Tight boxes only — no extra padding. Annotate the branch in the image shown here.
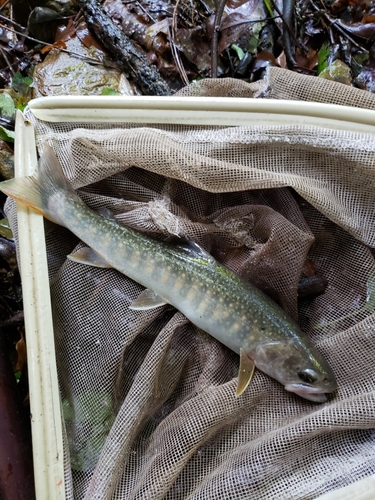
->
[76,0,172,95]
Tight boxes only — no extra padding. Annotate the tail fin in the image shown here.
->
[0,144,79,225]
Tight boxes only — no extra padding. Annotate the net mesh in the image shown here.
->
[6,67,375,499]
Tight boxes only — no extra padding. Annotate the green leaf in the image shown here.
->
[0,94,15,118]
[263,0,274,17]
[317,42,330,75]
[101,88,121,96]
[0,126,14,143]
[353,52,369,66]
[0,218,13,240]
[12,72,33,96]
[231,44,245,61]
[247,22,266,54]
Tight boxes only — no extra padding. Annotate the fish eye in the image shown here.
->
[297,368,318,384]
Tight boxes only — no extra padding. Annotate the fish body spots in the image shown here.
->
[66,204,318,355]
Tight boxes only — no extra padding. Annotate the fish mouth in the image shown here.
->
[284,383,328,403]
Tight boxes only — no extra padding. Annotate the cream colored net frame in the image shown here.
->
[18,96,375,500]
[15,110,65,500]
[29,95,375,132]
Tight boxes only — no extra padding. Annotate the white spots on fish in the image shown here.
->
[135,250,144,266]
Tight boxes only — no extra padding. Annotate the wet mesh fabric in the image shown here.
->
[6,67,375,499]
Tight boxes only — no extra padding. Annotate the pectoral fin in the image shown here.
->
[236,348,255,397]
[129,289,168,310]
[67,247,112,268]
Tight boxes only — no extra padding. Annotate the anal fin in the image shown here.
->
[129,289,168,310]
[67,247,112,268]
[236,348,255,397]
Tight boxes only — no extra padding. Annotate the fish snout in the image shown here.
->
[284,381,336,403]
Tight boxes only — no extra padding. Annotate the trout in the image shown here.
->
[1,144,337,402]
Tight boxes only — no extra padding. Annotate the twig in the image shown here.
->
[210,0,227,78]
[0,23,119,68]
[0,13,25,31]
[135,1,156,24]
[170,0,189,86]
[222,15,281,30]
[310,0,368,53]
[282,0,296,66]
[0,0,10,12]
[77,0,171,95]
[271,0,304,66]
[0,46,14,75]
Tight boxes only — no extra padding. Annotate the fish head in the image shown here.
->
[253,341,337,403]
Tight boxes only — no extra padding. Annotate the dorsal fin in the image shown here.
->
[167,236,214,261]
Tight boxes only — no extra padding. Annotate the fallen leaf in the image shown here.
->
[221,12,254,31]
[176,27,211,72]
[0,139,13,154]
[296,49,318,71]
[55,18,77,43]
[218,21,252,54]
[251,50,277,72]
[336,19,375,39]
[226,0,259,10]
[0,219,13,240]
[0,93,15,118]
[40,40,67,54]
[76,20,107,52]
[15,327,26,372]
[0,126,14,143]
[317,42,330,75]
[231,44,245,60]
[275,50,287,68]
[12,72,33,95]
[101,88,121,95]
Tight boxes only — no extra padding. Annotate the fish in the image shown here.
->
[0,144,337,403]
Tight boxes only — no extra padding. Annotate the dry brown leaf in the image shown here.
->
[55,17,77,43]
[40,40,67,54]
